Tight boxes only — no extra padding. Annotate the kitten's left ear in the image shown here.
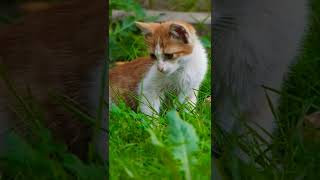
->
[169,23,190,44]
[135,22,157,37]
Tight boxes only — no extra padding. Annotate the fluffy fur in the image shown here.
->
[109,21,208,116]
[213,0,309,160]
[109,57,154,108]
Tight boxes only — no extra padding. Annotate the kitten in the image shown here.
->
[0,0,107,161]
[109,21,208,116]
[213,0,309,162]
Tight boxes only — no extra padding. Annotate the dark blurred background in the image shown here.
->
[0,0,63,25]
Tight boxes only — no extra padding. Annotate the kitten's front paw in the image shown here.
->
[177,91,198,114]
[140,105,159,118]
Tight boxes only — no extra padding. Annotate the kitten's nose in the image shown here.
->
[157,65,164,72]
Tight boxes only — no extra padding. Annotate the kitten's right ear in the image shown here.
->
[135,22,155,37]
[169,23,190,44]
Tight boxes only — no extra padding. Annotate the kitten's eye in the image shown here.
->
[164,53,174,60]
[150,53,156,60]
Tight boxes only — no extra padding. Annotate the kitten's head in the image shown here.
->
[135,20,196,75]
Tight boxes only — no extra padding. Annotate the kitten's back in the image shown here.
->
[109,57,154,109]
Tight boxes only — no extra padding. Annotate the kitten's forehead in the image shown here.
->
[144,21,195,57]
[154,38,163,60]
[148,21,194,41]
[156,21,195,33]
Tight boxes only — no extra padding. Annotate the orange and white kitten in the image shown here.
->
[109,21,208,116]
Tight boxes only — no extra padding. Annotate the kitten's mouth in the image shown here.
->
[157,68,165,73]
[157,67,170,74]
[159,70,169,75]
[158,68,169,75]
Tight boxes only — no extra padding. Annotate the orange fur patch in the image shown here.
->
[139,21,196,59]
[109,57,154,109]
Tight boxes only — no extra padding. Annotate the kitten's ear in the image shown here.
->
[169,23,190,44]
[135,22,155,37]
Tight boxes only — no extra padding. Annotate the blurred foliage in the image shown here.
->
[0,64,107,180]
[136,0,211,12]
[109,0,159,64]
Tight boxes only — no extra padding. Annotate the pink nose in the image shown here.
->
[157,66,164,72]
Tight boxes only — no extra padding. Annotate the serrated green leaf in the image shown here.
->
[167,110,199,180]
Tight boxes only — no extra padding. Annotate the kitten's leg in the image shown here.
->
[215,85,277,166]
[236,105,276,168]
[138,66,164,117]
[140,90,163,117]
[187,89,198,105]
[178,88,198,113]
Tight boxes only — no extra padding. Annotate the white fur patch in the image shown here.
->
[155,39,163,61]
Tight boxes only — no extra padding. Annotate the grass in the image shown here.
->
[109,0,211,179]
[109,99,211,179]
